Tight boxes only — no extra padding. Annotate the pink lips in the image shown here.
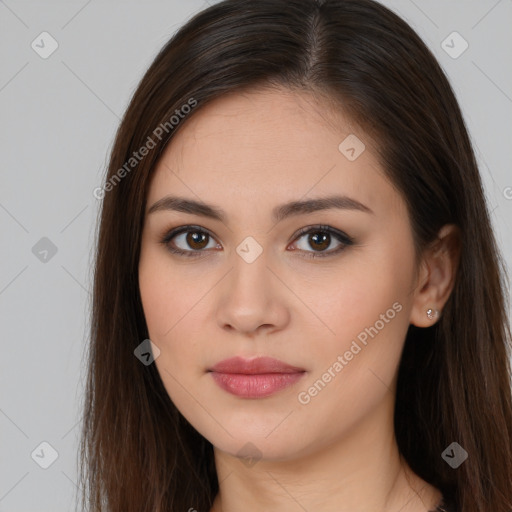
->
[208,356,306,398]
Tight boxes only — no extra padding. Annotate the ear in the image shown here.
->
[409,224,461,328]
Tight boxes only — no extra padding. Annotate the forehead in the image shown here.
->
[146,88,403,224]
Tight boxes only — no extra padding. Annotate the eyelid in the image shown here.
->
[291,224,354,245]
[160,225,220,256]
[160,224,354,258]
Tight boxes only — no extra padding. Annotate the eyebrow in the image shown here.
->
[147,194,373,223]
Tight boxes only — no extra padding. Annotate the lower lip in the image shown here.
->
[210,372,305,398]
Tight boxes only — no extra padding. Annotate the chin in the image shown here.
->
[191,416,313,463]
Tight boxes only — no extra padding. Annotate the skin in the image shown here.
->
[138,87,459,512]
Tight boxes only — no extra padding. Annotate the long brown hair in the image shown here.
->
[79,1,512,511]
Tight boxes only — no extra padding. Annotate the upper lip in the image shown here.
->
[209,356,305,375]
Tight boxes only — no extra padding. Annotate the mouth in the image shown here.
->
[208,356,306,398]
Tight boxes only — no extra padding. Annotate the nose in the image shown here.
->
[215,247,290,337]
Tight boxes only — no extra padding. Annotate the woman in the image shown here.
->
[79,1,512,511]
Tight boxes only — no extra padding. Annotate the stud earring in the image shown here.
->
[426,308,439,320]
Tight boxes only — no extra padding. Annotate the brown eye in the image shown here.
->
[185,231,209,250]
[161,224,354,260]
[290,225,354,259]
[307,232,331,251]
[161,226,219,257]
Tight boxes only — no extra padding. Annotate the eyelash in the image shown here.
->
[159,224,354,260]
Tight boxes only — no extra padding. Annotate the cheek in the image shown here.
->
[309,247,413,348]
[299,238,416,395]
[139,260,205,418]
[139,265,173,340]
[139,246,198,340]
[138,249,213,381]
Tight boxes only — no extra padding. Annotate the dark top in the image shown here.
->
[429,495,454,512]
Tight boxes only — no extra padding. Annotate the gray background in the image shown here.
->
[1,1,511,511]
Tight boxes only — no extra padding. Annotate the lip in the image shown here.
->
[208,356,306,398]
[209,356,305,374]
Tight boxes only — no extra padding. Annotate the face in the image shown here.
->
[138,87,419,462]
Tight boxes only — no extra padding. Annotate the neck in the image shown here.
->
[209,396,441,512]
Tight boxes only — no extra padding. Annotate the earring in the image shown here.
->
[426,308,439,320]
